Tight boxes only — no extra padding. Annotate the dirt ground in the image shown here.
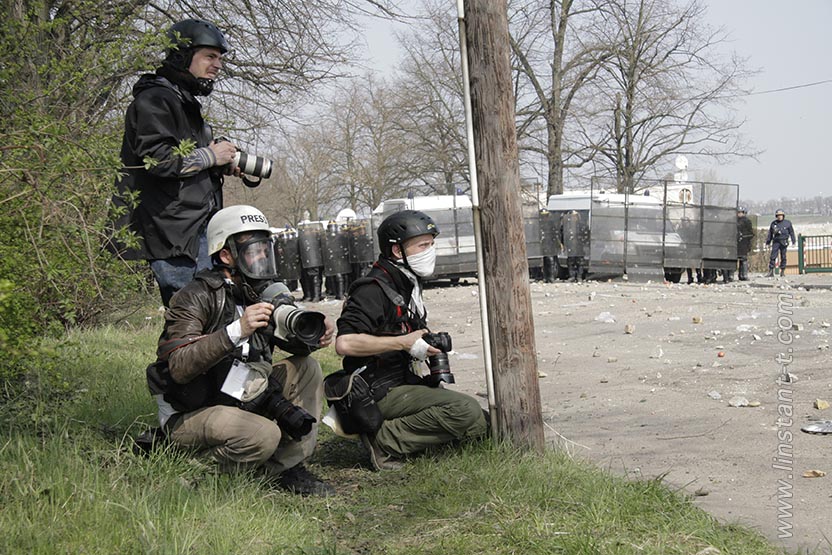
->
[314,271,832,554]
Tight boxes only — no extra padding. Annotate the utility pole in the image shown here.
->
[461,0,544,451]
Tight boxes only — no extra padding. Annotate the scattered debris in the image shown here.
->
[595,312,616,324]
[624,324,635,334]
[728,396,749,407]
[650,347,664,359]
[802,470,826,478]
[538,370,548,378]
[802,420,832,434]
[792,323,804,331]
[692,316,703,324]
[607,357,618,363]
[708,390,722,400]
[814,399,830,411]
[717,351,725,358]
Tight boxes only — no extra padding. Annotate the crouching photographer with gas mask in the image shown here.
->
[145,205,335,496]
[333,210,487,471]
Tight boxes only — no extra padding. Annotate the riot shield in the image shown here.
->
[539,210,559,257]
[275,230,301,282]
[347,219,375,265]
[323,222,352,276]
[699,182,738,269]
[297,223,323,268]
[559,211,588,258]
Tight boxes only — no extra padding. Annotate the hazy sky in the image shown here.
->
[359,1,831,202]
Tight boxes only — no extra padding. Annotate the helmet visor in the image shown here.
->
[234,233,277,280]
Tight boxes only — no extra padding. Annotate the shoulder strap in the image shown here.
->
[347,276,405,307]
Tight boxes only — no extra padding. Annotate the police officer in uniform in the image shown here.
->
[539,209,558,283]
[335,210,487,470]
[765,209,796,277]
[736,207,754,281]
[559,210,589,282]
[298,222,324,301]
[323,220,351,300]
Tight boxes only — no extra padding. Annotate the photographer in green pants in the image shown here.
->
[334,210,487,470]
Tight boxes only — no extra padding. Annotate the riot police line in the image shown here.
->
[273,218,375,302]
[270,210,587,303]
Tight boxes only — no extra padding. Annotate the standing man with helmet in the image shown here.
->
[145,205,335,495]
[111,19,241,306]
[736,207,755,281]
[765,209,796,277]
[334,210,487,471]
[559,210,589,282]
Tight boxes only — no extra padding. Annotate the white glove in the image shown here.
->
[409,337,430,361]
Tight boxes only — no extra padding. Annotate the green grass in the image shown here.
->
[0,322,793,555]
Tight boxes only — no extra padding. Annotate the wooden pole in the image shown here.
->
[462,0,544,451]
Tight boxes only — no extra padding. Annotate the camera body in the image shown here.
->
[422,331,454,386]
[240,374,315,440]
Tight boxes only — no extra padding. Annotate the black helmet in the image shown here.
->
[377,210,439,258]
[775,209,785,217]
[167,19,229,57]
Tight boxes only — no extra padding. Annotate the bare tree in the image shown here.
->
[509,0,612,197]
[393,0,469,195]
[320,80,374,213]
[588,0,754,193]
[356,79,414,208]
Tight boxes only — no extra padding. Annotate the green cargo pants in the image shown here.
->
[374,385,487,457]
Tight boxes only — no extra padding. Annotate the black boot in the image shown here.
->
[311,270,323,302]
[766,268,774,278]
[738,260,748,281]
[334,274,346,300]
[300,271,312,301]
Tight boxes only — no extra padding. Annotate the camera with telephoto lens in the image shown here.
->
[422,331,454,386]
[240,374,315,440]
[215,137,273,187]
[260,282,326,348]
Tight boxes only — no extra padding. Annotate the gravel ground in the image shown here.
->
[313,270,832,553]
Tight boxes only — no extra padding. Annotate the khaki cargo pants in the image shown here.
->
[169,355,322,475]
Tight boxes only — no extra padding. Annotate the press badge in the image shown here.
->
[221,359,255,401]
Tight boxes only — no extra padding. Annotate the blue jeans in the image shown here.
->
[768,241,788,270]
[149,233,211,307]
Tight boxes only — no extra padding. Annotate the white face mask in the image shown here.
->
[405,246,436,278]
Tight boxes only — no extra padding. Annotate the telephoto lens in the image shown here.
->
[234,151,272,179]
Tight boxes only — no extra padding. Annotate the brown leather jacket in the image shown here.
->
[146,269,273,412]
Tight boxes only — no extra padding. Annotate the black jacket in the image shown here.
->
[112,74,222,261]
[766,218,795,245]
[337,257,428,397]
[737,216,754,257]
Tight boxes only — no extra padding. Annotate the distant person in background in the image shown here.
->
[678,216,701,284]
[765,209,796,277]
[559,210,589,282]
[736,207,755,281]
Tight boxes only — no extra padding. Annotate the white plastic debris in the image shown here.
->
[595,312,616,324]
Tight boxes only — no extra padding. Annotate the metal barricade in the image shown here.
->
[798,234,832,273]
